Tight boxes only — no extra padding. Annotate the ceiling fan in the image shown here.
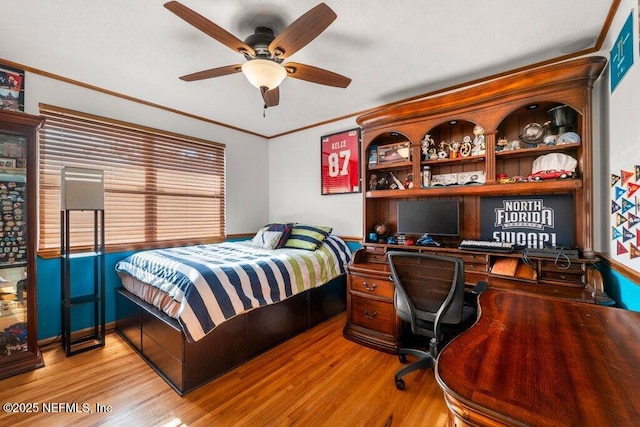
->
[164,1,352,108]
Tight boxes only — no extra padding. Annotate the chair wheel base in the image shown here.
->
[395,377,406,390]
[399,354,408,363]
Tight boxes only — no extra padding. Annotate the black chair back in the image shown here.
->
[387,251,465,340]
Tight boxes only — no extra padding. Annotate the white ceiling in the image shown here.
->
[2,1,616,138]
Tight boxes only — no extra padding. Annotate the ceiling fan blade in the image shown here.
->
[164,1,255,56]
[268,3,336,58]
[179,65,242,82]
[261,87,280,107]
[285,62,351,88]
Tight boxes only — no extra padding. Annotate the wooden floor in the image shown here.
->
[0,314,450,426]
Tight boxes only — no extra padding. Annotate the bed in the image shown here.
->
[114,232,351,395]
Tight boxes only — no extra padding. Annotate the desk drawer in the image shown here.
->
[540,260,584,284]
[349,295,395,335]
[540,270,584,284]
[364,245,387,263]
[349,273,394,300]
[457,253,488,272]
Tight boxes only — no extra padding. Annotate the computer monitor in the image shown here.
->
[397,200,460,236]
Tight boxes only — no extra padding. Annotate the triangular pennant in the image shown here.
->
[611,200,621,214]
[630,243,640,259]
[622,198,636,214]
[622,170,634,184]
[627,181,640,197]
[616,213,628,226]
[612,226,623,240]
[611,174,621,187]
[617,241,629,255]
[622,227,635,242]
[615,186,626,200]
[628,212,640,229]
[636,165,640,182]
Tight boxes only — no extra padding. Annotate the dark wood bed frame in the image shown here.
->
[115,275,346,395]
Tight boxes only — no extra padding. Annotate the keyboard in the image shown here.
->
[458,239,515,253]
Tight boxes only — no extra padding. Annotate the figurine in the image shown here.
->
[438,141,448,159]
[368,174,378,191]
[472,125,486,155]
[420,134,435,160]
[404,173,414,189]
[461,136,472,157]
[450,141,460,159]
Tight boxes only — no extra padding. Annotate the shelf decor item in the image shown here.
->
[0,64,25,112]
[378,141,410,164]
[321,128,361,195]
[0,157,16,168]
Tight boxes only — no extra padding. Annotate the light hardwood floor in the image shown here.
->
[0,313,450,426]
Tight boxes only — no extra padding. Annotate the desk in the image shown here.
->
[435,290,640,426]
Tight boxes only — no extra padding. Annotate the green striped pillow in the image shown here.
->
[283,223,333,251]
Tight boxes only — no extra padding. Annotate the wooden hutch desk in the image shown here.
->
[435,290,640,426]
[343,56,614,353]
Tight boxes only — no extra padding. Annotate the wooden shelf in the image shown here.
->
[421,154,485,166]
[494,142,581,159]
[365,179,582,198]
[369,160,412,171]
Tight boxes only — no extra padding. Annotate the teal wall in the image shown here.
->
[599,263,640,311]
[36,251,134,340]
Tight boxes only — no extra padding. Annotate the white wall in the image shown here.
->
[596,0,640,273]
[24,73,270,235]
[268,117,363,237]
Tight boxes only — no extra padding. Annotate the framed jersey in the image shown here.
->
[321,128,361,195]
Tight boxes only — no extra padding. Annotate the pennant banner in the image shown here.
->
[617,240,629,255]
[622,170,635,184]
[611,174,621,187]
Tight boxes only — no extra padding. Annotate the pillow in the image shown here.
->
[251,229,283,250]
[264,222,294,248]
[283,223,333,251]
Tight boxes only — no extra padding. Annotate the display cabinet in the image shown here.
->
[0,110,44,379]
[344,57,612,352]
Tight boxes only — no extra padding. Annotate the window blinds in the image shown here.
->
[38,104,226,256]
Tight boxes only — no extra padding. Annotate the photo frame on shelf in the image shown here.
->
[321,128,361,195]
[0,64,25,112]
[0,157,16,168]
[377,141,410,164]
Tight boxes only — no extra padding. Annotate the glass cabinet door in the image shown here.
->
[0,110,43,379]
[0,132,28,357]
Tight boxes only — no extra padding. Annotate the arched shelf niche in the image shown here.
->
[494,102,584,180]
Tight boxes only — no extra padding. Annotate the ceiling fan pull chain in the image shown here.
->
[263,104,267,118]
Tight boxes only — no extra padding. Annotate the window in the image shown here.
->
[38,104,225,256]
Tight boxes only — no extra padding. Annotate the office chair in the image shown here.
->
[387,251,478,390]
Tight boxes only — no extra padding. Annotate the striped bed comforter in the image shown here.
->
[115,235,351,342]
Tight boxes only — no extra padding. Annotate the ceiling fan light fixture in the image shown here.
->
[241,59,287,91]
